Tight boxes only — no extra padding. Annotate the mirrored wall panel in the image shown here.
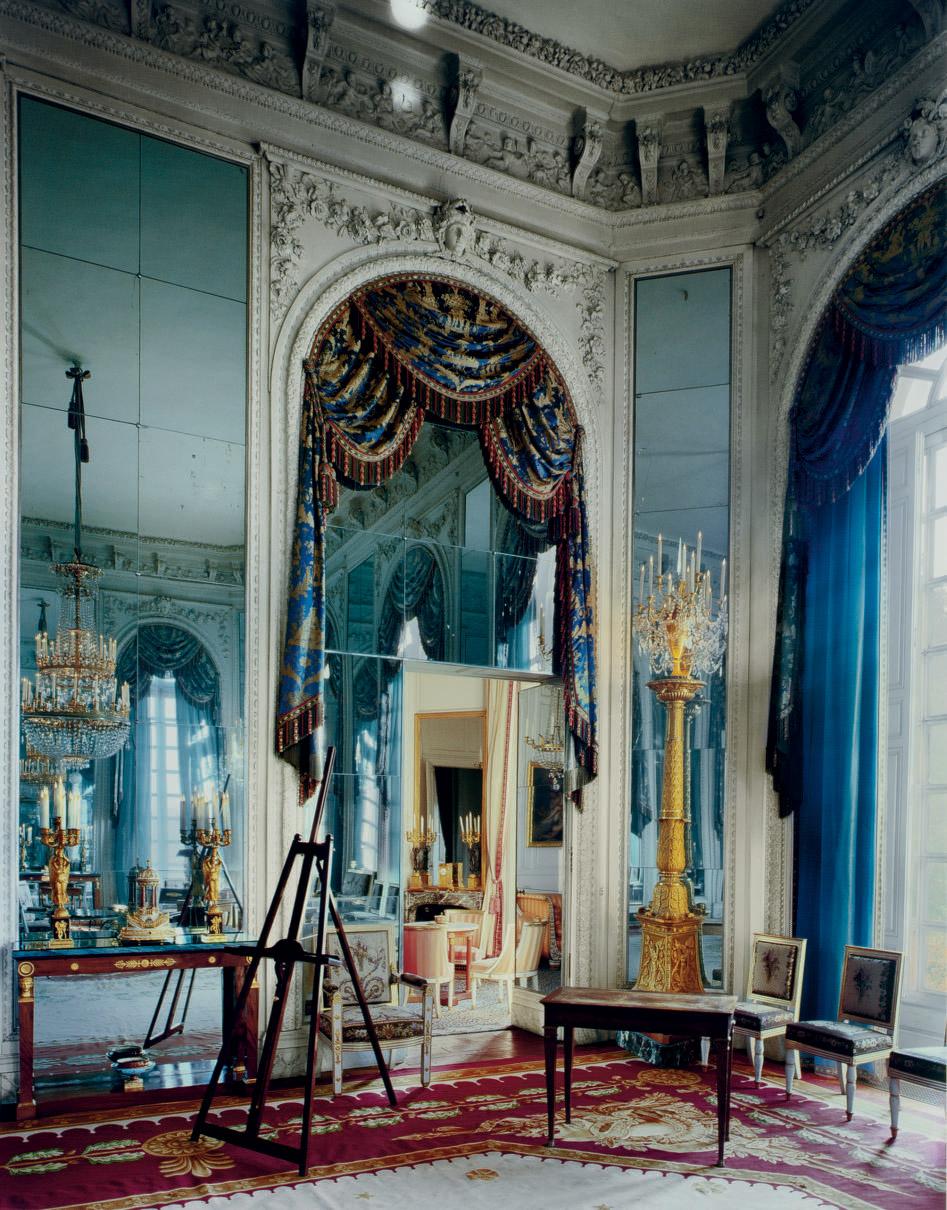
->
[17,98,248,953]
[324,423,556,676]
[628,268,731,989]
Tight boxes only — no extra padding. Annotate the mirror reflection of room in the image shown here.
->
[16,97,249,1100]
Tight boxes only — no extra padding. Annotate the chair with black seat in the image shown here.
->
[785,945,903,1121]
[887,1026,947,1140]
[729,933,807,1085]
[314,922,434,1095]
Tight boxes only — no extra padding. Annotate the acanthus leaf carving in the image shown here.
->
[763,70,802,160]
[636,121,663,206]
[704,104,731,196]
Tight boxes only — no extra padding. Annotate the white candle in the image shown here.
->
[221,792,231,833]
[677,538,682,577]
[67,789,80,830]
[54,778,66,824]
[720,557,727,601]
[179,797,187,834]
[638,562,645,601]
[39,786,50,829]
[657,533,663,576]
[696,530,702,573]
[648,554,654,596]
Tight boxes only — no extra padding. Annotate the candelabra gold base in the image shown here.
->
[200,909,226,943]
[48,907,74,949]
[634,909,704,994]
[467,874,481,890]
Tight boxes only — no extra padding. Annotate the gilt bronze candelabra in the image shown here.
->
[196,823,231,939]
[40,817,80,947]
[632,537,726,994]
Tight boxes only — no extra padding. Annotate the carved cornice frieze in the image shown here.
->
[151,2,298,93]
[419,0,820,98]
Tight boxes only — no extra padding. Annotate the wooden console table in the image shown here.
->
[14,940,259,1120]
[542,987,736,1166]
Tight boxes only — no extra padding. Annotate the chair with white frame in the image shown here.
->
[705,933,807,1084]
[784,944,903,1121]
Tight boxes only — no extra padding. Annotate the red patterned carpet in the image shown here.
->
[1,1047,943,1209]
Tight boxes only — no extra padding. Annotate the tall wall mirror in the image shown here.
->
[16,97,249,965]
[628,268,731,989]
[414,711,486,891]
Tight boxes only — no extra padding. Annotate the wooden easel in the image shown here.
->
[190,746,396,1174]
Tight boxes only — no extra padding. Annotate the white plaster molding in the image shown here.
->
[264,149,611,390]
[418,0,820,99]
[571,114,603,201]
[448,55,481,156]
[617,248,749,994]
[704,104,732,197]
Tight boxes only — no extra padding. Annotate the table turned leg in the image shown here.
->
[725,1032,733,1142]
[544,1024,558,1146]
[563,1026,574,1123]
[713,1037,728,1166]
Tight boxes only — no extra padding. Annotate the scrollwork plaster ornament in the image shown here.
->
[571,115,604,200]
[704,105,731,195]
[433,197,475,258]
[637,122,663,206]
[302,0,336,102]
[449,58,482,156]
[763,77,802,160]
[907,0,945,38]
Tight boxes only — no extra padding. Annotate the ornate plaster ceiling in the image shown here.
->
[460,0,786,75]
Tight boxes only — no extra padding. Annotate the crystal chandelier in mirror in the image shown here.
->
[20,367,131,766]
[525,683,565,791]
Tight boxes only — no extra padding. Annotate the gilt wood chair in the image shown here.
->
[785,944,903,1121]
[314,923,434,1095]
[729,933,807,1084]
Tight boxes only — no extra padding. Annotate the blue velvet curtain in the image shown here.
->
[767,182,946,1019]
[278,274,598,798]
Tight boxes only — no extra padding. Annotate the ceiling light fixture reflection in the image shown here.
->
[390,0,427,31]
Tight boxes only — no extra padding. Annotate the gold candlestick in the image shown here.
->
[405,820,436,890]
[40,817,80,947]
[632,544,727,994]
[196,824,231,939]
[460,813,482,890]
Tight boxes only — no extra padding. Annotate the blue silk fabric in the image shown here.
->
[278,275,598,795]
[767,182,945,1018]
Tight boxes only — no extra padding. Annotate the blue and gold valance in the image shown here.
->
[277,274,598,798]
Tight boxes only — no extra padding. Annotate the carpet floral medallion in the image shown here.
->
[1,1050,943,1209]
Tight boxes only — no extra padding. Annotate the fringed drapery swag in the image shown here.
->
[767,182,946,1019]
[278,275,598,797]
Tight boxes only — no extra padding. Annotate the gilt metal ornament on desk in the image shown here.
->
[632,534,727,995]
[197,792,232,940]
[119,860,175,943]
[39,792,81,948]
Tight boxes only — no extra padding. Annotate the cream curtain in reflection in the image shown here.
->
[482,680,518,958]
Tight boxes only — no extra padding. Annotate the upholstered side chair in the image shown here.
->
[313,923,434,1095]
[469,919,546,1008]
[785,945,903,1120]
[729,933,807,1084]
[402,921,455,1015]
[887,1027,947,1140]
